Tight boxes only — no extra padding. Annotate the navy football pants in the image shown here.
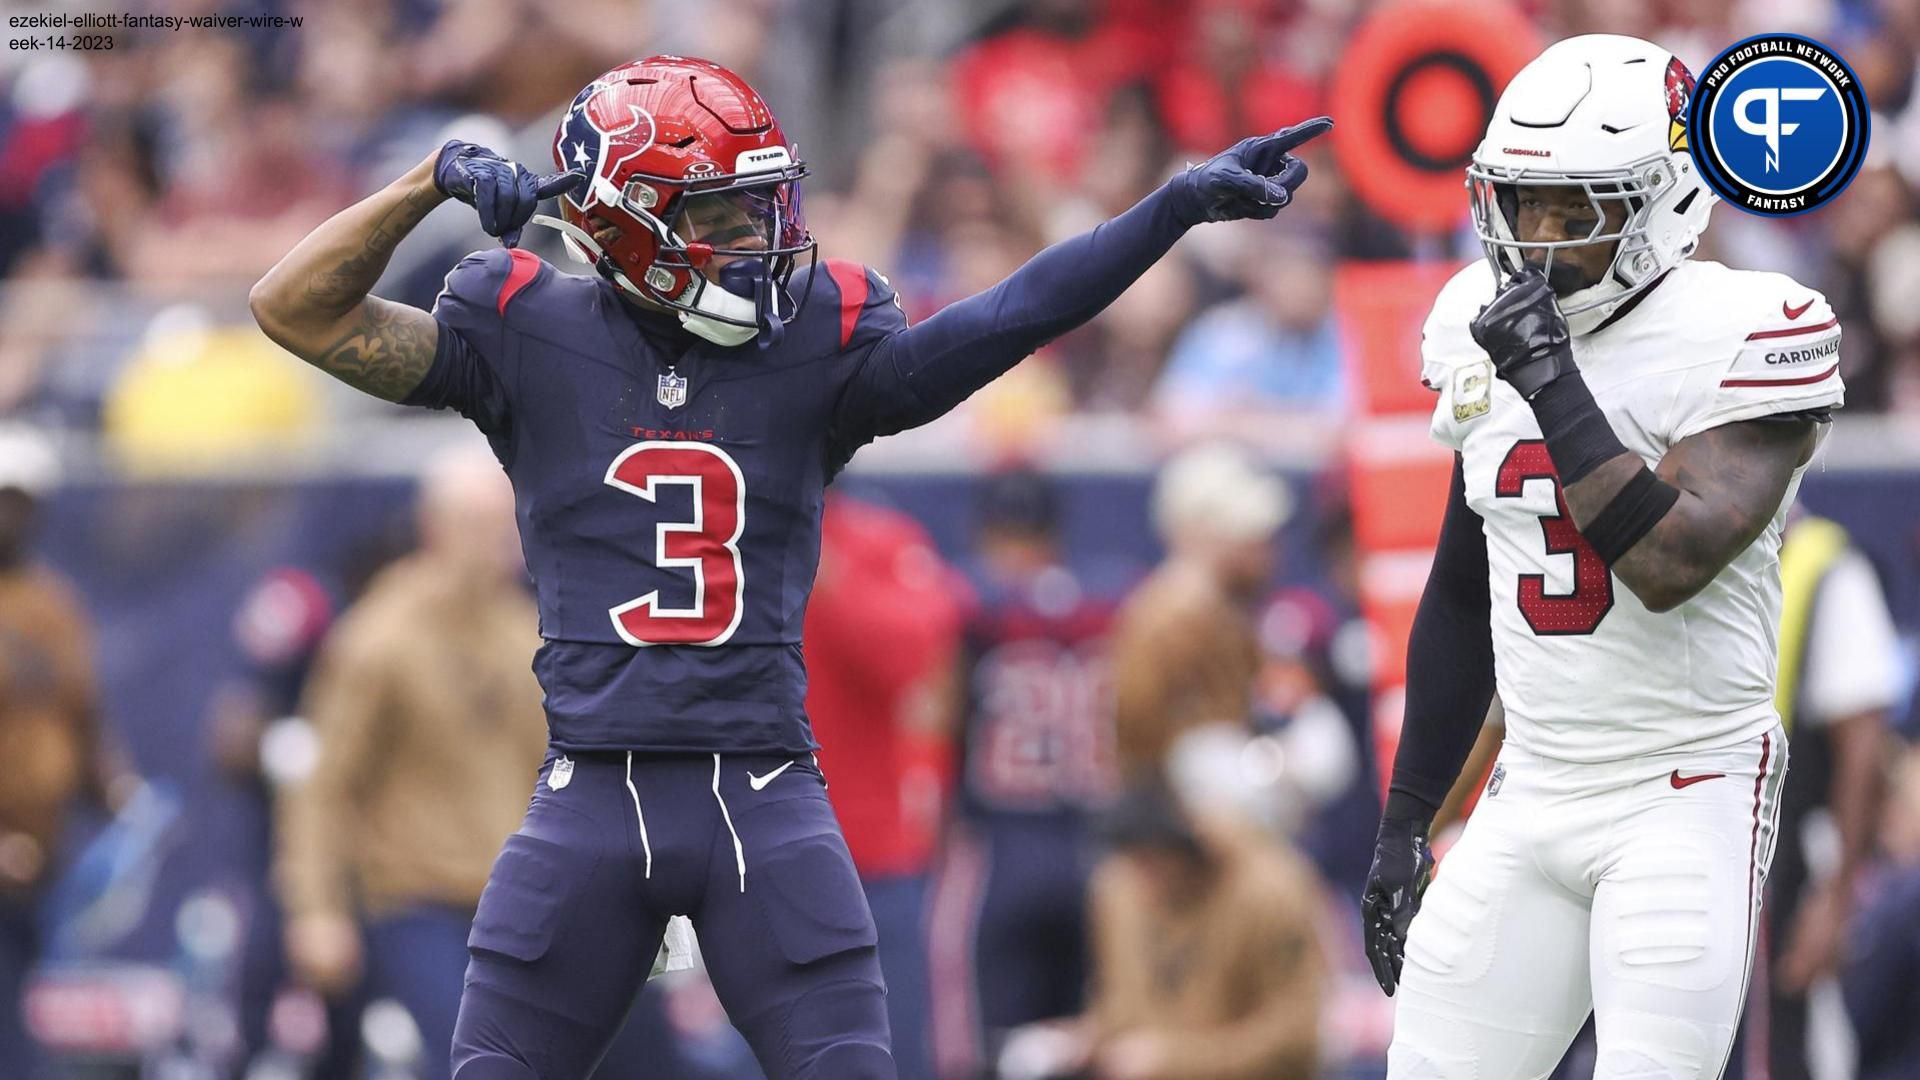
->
[0,895,41,1080]
[451,751,894,1080]
[929,817,1091,1079]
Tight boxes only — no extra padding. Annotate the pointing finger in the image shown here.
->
[537,170,587,200]
[1266,115,1334,155]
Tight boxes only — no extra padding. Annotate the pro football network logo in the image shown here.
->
[1687,34,1869,216]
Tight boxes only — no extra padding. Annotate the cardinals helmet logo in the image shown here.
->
[1665,56,1695,153]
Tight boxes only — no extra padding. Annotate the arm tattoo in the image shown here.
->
[1563,417,1816,609]
[312,297,439,403]
[303,186,440,313]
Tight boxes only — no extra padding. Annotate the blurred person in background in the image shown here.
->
[1150,0,1325,160]
[211,562,356,1077]
[1840,740,1920,1080]
[997,787,1325,1080]
[1749,513,1902,1080]
[0,425,136,1077]
[272,444,548,1080]
[1066,255,1198,414]
[1110,442,1289,786]
[209,511,421,1073]
[1152,230,1346,433]
[930,469,1116,1080]
[947,0,1150,192]
[1253,490,1381,900]
[807,494,966,1080]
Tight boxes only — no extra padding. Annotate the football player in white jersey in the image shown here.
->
[1360,34,1844,1080]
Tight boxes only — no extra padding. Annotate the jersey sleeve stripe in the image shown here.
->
[496,248,542,315]
[1720,361,1840,389]
[824,258,869,348]
[1744,317,1839,341]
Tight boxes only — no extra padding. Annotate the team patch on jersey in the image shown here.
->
[1453,360,1493,423]
[657,370,689,409]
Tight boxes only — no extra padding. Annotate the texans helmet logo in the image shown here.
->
[556,79,659,212]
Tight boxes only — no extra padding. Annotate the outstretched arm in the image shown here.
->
[249,150,446,402]
[833,119,1331,443]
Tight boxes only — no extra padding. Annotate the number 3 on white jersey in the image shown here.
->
[604,441,746,647]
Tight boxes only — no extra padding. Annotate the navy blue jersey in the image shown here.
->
[957,565,1117,820]
[404,181,1193,753]
[408,251,922,752]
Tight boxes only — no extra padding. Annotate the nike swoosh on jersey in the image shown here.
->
[748,760,796,791]
[1669,770,1726,789]
[1783,298,1814,320]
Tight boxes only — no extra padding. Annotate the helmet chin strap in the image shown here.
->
[675,274,761,348]
[528,214,761,347]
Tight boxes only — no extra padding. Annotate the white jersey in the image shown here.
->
[1422,259,1844,763]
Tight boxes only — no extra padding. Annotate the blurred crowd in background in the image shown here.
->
[4,0,1920,1078]
[2,0,1920,462]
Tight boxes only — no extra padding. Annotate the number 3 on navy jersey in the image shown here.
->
[604,442,746,646]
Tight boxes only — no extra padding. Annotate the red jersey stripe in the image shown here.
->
[496,248,541,315]
[824,258,868,348]
[1744,317,1839,341]
[1720,361,1840,389]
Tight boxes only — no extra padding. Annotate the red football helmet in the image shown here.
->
[532,56,815,346]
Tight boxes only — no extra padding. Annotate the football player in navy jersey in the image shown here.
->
[250,54,1329,1080]
[932,469,1118,1077]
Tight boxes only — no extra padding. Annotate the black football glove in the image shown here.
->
[1360,814,1435,996]
[1469,265,1577,400]
[1169,116,1334,226]
[433,140,585,248]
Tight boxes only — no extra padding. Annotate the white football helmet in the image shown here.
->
[1469,34,1717,335]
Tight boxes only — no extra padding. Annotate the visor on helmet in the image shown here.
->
[670,186,810,260]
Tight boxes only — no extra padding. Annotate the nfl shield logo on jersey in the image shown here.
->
[657,370,688,409]
[1486,762,1506,798]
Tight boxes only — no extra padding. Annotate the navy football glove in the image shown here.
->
[1361,814,1434,996]
[1470,265,1577,400]
[433,140,585,248]
[1169,116,1333,226]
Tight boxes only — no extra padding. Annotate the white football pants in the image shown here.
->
[1387,723,1787,1080]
